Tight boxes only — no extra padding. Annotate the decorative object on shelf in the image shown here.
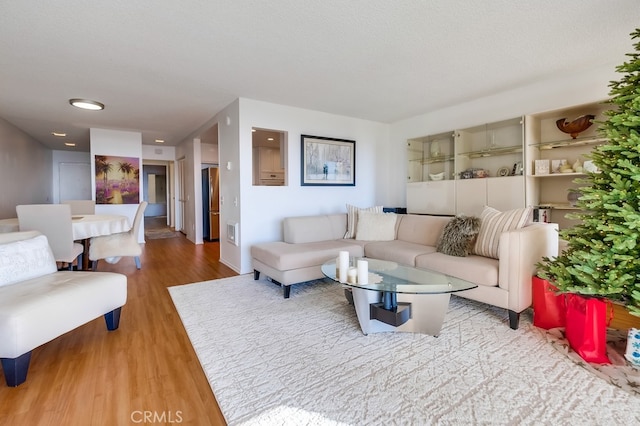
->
[430,140,441,157]
[533,207,551,223]
[572,158,583,173]
[512,161,523,175]
[551,159,567,173]
[429,172,444,181]
[535,159,550,175]
[555,114,596,139]
[583,160,599,173]
[497,166,511,177]
[460,169,474,179]
[560,163,574,173]
[567,189,581,207]
[473,169,489,178]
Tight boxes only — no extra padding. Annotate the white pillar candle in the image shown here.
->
[357,259,368,284]
[347,267,357,284]
[338,251,349,283]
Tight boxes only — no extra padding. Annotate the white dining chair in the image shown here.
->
[16,204,84,270]
[89,201,148,270]
[61,199,96,215]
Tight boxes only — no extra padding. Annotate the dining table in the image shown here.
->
[0,214,131,270]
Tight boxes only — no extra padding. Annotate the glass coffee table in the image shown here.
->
[321,257,477,336]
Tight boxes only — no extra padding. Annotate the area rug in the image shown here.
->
[144,228,179,239]
[535,326,640,396]
[168,275,640,425]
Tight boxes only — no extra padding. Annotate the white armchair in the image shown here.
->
[89,202,148,270]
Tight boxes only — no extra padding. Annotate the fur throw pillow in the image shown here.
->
[436,215,481,257]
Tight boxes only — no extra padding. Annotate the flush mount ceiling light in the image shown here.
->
[155,139,165,143]
[69,98,104,111]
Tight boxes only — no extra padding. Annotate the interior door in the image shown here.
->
[177,158,186,233]
[209,167,220,240]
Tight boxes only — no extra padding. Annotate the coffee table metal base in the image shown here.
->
[352,288,451,336]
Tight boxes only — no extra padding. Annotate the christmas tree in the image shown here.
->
[538,28,640,316]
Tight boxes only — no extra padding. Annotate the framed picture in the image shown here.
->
[301,134,355,186]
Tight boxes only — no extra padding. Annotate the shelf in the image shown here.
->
[528,136,607,150]
[531,172,585,178]
[537,203,580,210]
[457,145,522,159]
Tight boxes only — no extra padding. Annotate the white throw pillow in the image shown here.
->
[0,235,57,287]
[344,204,383,239]
[355,211,397,241]
[473,206,532,259]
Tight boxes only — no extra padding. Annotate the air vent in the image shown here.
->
[227,222,239,246]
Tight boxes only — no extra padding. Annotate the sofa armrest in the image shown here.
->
[498,223,559,313]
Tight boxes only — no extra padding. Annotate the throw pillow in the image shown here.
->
[344,204,383,239]
[436,215,480,257]
[0,234,57,287]
[355,211,397,241]
[473,206,533,259]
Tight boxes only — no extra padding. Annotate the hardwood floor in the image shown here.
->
[0,231,236,425]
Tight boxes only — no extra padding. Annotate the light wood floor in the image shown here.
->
[0,229,236,425]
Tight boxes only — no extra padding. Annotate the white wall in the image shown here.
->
[386,62,619,208]
[0,118,52,218]
[237,98,388,274]
[52,150,91,204]
[90,128,145,242]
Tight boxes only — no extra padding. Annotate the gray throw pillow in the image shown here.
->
[436,215,481,257]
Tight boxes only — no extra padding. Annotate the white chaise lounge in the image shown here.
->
[0,231,127,386]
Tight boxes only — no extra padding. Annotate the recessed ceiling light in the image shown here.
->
[64,142,76,147]
[267,137,274,141]
[52,132,67,137]
[155,139,165,143]
[69,98,104,110]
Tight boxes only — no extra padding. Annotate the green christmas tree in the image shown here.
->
[538,28,640,316]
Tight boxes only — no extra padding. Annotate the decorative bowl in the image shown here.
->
[429,172,444,181]
[556,114,595,139]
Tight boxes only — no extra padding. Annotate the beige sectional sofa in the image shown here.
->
[251,211,558,329]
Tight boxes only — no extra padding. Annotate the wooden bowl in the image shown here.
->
[556,114,595,139]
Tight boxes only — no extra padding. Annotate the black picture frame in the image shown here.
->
[301,134,355,186]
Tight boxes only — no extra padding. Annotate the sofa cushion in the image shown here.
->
[355,211,397,241]
[473,206,532,259]
[396,214,451,246]
[364,240,436,266]
[436,215,480,257]
[344,204,383,239]
[251,240,363,271]
[415,252,498,287]
[0,234,57,287]
[0,270,127,359]
[284,214,347,243]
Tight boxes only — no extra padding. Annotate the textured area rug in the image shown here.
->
[169,275,640,425]
[536,327,640,396]
[144,228,179,239]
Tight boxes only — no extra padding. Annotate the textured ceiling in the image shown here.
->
[0,1,639,151]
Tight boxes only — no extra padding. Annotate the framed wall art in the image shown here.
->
[301,134,355,186]
[94,155,140,204]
